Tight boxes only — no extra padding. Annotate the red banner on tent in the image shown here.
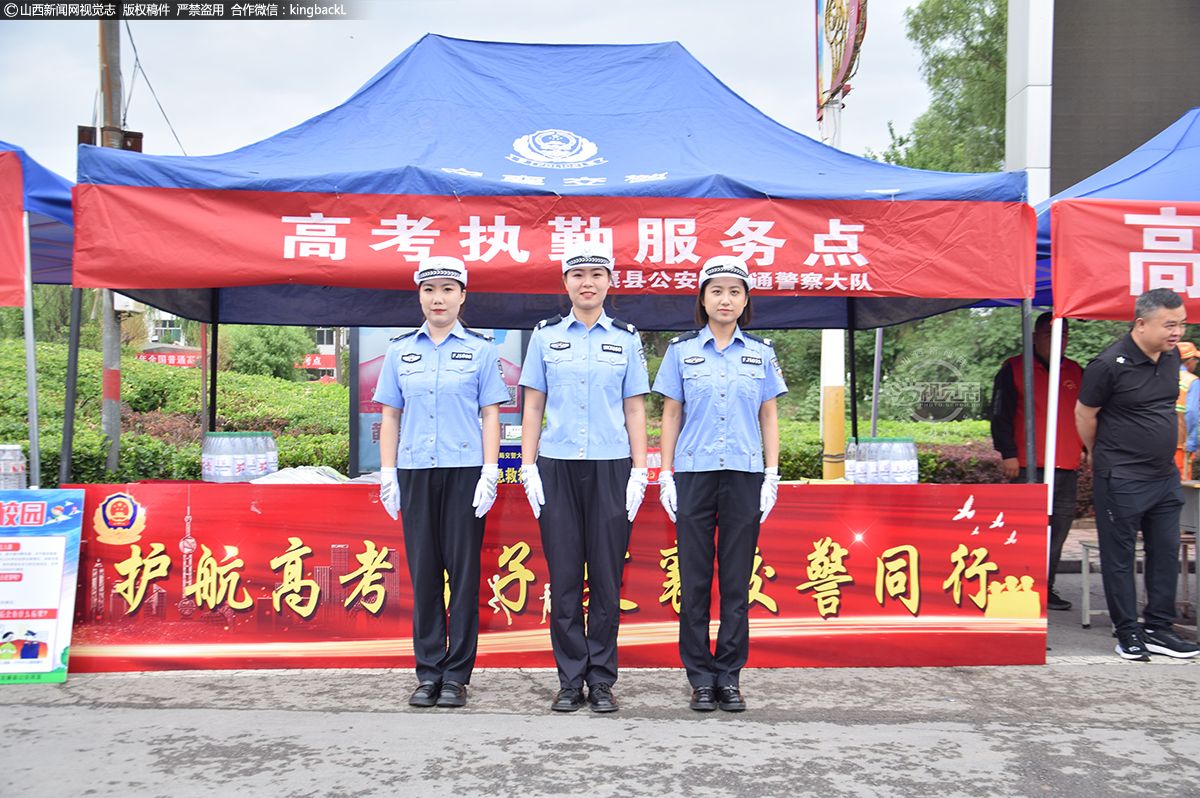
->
[0,152,25,308]
[1053,198,1200,320]
[67,482,1048,672]
[73,185,1035,300]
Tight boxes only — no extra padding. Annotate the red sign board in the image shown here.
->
[66,482,1048,672]
[296,354,335,369]
[135,353,199,367]
[0,152,25,308]
[73,185,1035,301]
[1053,198,1200,320]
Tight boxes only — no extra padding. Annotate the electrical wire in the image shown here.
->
[123,21,188,155]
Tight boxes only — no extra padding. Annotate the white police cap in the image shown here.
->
[561,241,614,274]
[413,256,468,288]
[699,256,752,291]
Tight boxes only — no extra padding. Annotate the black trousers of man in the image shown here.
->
[1017,467,1078,592]
[398,466,486,685]
[675,470,764,689]
[1092,475,1184,634]
[537,456,632,690]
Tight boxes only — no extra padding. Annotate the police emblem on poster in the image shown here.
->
[507,129,607,169]
[92,492,147,545]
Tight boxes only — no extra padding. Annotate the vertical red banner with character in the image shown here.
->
[68,482,1048,672]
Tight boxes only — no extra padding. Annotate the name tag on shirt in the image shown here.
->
[401,353,421,363]
[452,351,473,360]
[742,356,763,365]
[683,356,705,365]
[602,344,624,354]
[550,341,570,350]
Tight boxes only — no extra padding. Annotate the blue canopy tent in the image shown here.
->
[1021,109,1200,528]
[71,35,1037,462]
[1,140,74,287]
[0,141,76,489]
[1035,108,1200,262]
[75,35,1031,333]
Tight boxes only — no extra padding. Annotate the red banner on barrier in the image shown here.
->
[135,353,199,367]
[1053,198,1200,321]
[73,185,1035,300]
[67,482,1048,672]
[0,152,25,308]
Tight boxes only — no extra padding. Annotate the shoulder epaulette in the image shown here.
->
[668,330,700,345]
[744,331,772,347]
[463,327,494,342]
[534,315,563,330]
[611,317,637,335]
[389,330,419,342]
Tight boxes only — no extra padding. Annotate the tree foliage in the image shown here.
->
[868,0,1007,173]
[224,324,315,381]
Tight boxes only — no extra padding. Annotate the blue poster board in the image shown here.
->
[0,490,84,684]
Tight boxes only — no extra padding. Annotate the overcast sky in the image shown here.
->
[0,1,929,181]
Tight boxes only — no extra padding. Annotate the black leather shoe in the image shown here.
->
[409,680,440,708]
[1047,589,1072,611]
[689,685,717,712]
[717,685,746,712]
[437,680,467,707]
[551,687,585,712]
[587,683,618,713]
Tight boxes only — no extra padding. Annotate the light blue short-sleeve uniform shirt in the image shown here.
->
[519,310,651,460]
[652,325,788,472]
[373,321,511,469]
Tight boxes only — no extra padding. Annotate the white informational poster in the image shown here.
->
[0,489,84,684]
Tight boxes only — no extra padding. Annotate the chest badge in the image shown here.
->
[550,341,571,350]
[401,353,422,363]
[683,356,705,365]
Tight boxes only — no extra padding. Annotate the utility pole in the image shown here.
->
[99,21,122,472]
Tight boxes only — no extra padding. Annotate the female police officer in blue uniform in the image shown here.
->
[374,256,511,709]
[518,242,651,713]
[652,256,787,713]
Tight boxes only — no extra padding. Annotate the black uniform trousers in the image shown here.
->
[537,456,632,690]
[1092,474,1184,634]
[397,466,486,684]
[675,470,764,689]
[1016,467,1078,592]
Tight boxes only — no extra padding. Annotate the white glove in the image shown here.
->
[472,464,500,518]
[626,467,649,522]
[760,466,781,523]
[520,464,545,519]
[380,467,400,521]
[658,470,678,523]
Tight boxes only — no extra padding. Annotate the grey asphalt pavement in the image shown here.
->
[2,571,1199,798]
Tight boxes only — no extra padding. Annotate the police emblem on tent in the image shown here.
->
[507,129,606,169]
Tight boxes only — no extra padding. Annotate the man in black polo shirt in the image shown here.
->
[1076,288,1200,660]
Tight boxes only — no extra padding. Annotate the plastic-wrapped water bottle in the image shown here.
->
[0,445,28,490]
[861,438,878,484]
[844,438,857,482]
[265,433,279,474]
[876,438,894,484]
[905,439,920,483]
